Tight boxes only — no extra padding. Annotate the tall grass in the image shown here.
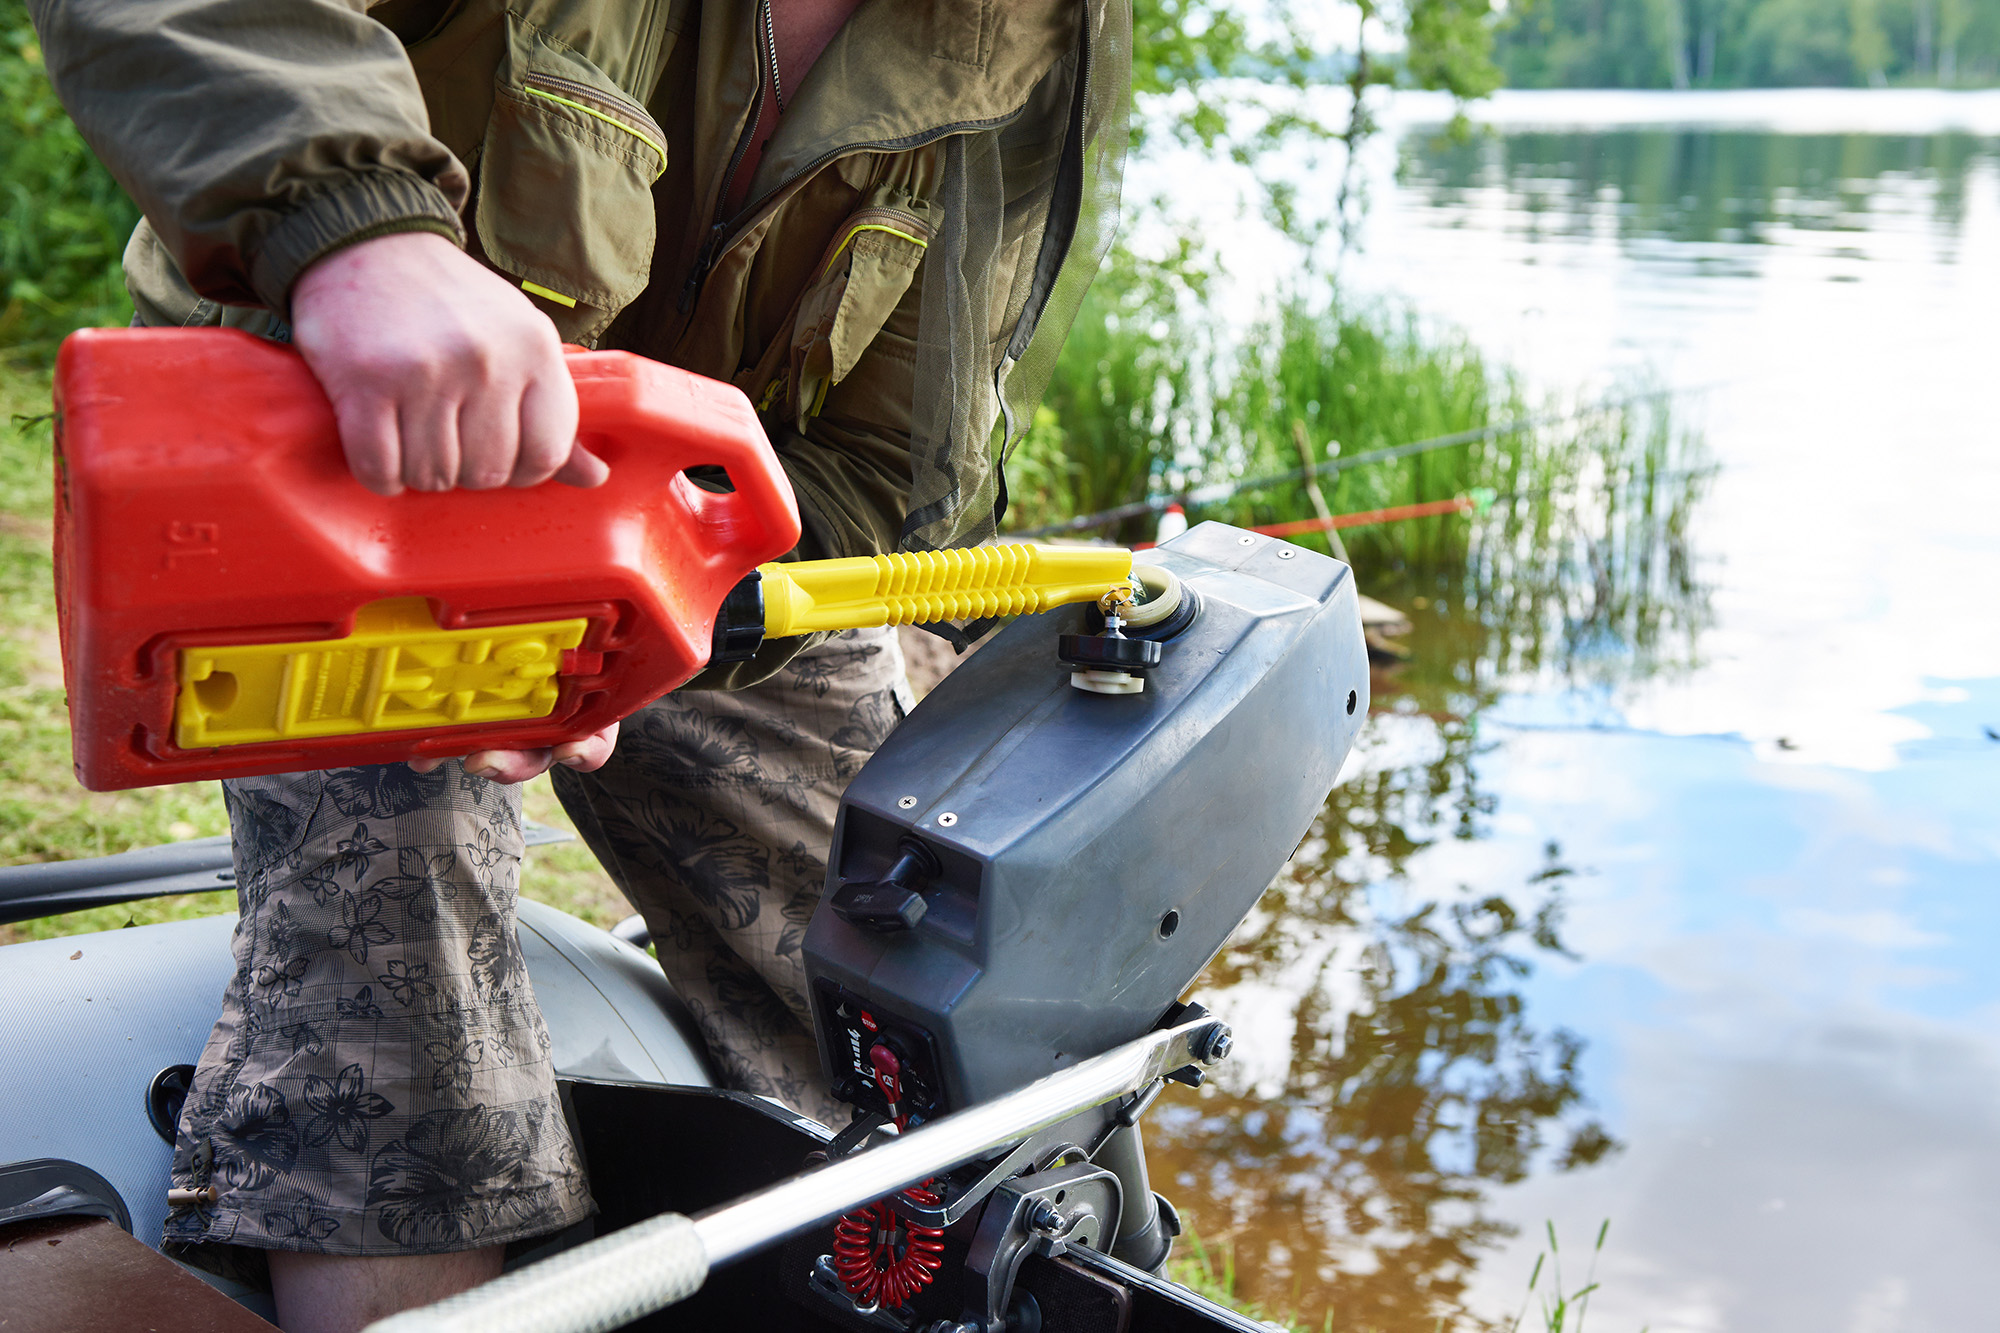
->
[1205,297,1503,572]
[1007,274,1508,564]
[1005,252,1204,545]
[1012,273,1710,695]
[1509,1220,1623,1333]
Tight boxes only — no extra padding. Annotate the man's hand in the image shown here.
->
[408,721,620,785]
[290,230,609,494]
[293,231,619,781]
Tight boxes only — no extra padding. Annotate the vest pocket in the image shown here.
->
[781,194,934,427]
[474,19,665,344]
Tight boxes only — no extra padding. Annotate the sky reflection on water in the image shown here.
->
[1134,91,2000,1332]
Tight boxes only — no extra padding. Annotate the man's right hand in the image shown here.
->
[289,231,620,784]
[289,230,609,495]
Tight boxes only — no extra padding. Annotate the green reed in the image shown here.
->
[1508,1219,1639,1333]
[1010,274,1711,697]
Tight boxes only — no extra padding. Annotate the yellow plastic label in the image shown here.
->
[175,598,588,750]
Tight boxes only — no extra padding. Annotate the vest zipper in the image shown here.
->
[680,0,777,314]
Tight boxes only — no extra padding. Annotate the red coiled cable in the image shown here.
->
[832,1041,947,1309]
[831,1183,947,1307]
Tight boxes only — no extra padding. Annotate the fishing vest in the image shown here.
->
[125,0,1128,553]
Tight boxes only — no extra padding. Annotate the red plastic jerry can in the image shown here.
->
[53,328,801,792]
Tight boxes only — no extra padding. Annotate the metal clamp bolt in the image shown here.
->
[1194,1024,1234,1064]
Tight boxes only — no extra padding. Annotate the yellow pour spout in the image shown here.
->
[760,544,1134,638]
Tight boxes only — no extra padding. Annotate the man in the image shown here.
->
[30,0,1128,1329]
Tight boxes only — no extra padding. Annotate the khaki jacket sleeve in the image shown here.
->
[28,0,468,314]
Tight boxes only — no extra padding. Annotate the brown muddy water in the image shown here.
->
[1131,91,2000,1331]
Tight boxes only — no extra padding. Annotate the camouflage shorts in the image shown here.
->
[165,759,592,1262]
[167,628,909,1258]
[552,627,912,1128]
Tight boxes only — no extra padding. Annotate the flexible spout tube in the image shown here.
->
[759,544,1133,638]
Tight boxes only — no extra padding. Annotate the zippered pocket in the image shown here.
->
[473,16,665,344]
[777,193,935,427]
[518,74,669,181]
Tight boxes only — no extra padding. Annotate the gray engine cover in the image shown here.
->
[805,523,1369,1114]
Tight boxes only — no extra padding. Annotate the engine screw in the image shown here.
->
[898,795,918,809]
[938,812,958,827]
[1026,1199,1064,1233]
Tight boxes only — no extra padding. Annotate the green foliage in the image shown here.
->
[1496,0,2000,88]
[1129,0,1502,166]
[1407,0,1510,99]
[1130,0,1254,148]
[0,369,228,887]
[1168,1234,1318,1332]
[0,0,137,363]
[1207,295,1500,571]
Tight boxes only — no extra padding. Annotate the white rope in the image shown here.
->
[364,1212,708,1333]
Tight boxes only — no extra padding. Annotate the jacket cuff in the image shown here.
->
[247,171,467,316]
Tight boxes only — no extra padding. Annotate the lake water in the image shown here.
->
[1130,90,2000,1331]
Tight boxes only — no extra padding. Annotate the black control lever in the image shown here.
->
[830,839,943,933]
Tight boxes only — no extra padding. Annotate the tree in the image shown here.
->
[1129,0,1504,255]
[1493,0,2000,88]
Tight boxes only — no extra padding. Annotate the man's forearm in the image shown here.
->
[28,0,467,313]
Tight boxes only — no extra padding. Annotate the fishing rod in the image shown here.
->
[1005,385,1697,540]
[1234,459,1721,543]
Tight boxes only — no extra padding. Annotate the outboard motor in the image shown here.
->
[798,522,1369,1331]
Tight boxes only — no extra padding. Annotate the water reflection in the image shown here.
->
[1397,129,2000,250]
[1149,403,1711,1329]
[1129,94,2000,1330]
[1154,812,1609,1328]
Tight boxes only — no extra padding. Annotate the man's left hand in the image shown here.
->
[409,720,620,785]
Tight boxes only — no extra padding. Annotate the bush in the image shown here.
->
[0,0,137,363]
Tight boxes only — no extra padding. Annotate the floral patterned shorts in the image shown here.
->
[164,758,591,1261]
[166,628,910,1260]
[552,628,913,1127]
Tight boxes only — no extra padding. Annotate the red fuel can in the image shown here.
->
[53,328,801,792]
